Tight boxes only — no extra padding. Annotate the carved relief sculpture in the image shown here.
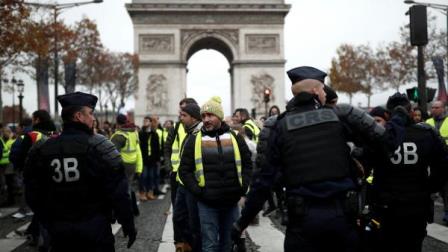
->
[146,74,168,112]
[246,34,279,54]
[181,29,239,49]
[139,34,174,54]
[250,73,275,111]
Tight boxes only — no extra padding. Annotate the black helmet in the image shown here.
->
[386,92,410,111]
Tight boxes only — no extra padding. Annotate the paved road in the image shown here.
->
[1,188,448,252]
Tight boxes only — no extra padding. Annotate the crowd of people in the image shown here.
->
[0,65,447,252]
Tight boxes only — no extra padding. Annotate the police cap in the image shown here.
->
[287,66,327,85]
[57,92,98,110]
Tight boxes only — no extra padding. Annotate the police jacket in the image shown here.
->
[139,126,161,165]
[24,121,135,233]
[179,122,253,207]
[372,119,448,213]
[10,121,56,172]
[238,92,389,228]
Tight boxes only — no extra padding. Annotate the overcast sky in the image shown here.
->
[3,0,447,117]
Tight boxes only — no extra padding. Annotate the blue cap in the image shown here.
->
[287,66,327,85]
[57,92,98,109]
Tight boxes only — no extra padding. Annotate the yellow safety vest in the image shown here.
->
[171,123,187,172]
[194,131,242,187]
[243,119,261,143]
[156,128,163,152]
[112,130,143,174]
[0,138,15,165]
[426,117,448,145]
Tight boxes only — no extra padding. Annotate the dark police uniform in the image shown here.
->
[24,92,136,252]
[371,94,448,252]
[234,66,389,252]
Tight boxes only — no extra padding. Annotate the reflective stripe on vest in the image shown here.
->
[112,130,139,164]
[0,138,15,165]
[243,119,260,143]
[171,123,186,172]
[193,131,242,188]
[426,117,448,145]
[156,128,163,152]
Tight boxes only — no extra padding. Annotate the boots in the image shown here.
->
[139,191,148,201]
[146,191,156,200]
[175,242,192,252]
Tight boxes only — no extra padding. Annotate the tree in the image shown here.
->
[75,18,103,92]
[0,0,30,121]
[329,44,364,104]
[377,40,415,92]
[112,52,139,113]
[357,45,386,107]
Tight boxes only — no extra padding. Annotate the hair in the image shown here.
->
[32,110,52,123]
[291,79,322,96]
[413,106,429,121]
[144,116,151,121]
[61,106,84,123]
[179,98,198,106]
[19,118,32,128]
[103,120,111,126]
[235,108,250,119]
[268,105,281,117]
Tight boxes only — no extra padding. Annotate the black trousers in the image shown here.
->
[377,211,427,252]
[48,216,115,252]
[284,197,359,252]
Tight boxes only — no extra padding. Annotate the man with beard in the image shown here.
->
[180,96,252,252]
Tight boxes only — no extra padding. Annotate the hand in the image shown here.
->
[124,227,137,249]
[230,222,243,243]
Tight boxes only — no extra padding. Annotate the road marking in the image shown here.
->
[246,215,284,252]
[0,239,27,252]
[0,207,19,219]
[427,223,448,243]
[6,222,30,239]
[112,223,122,235]
[158,205,174,252]
[435,201,443,207]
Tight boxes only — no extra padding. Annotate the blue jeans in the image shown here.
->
[197,201,239,252]
[173,185,201,251]
[139,163,158,191]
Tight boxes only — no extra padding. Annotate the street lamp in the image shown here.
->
[2,77,19,124]
[25,0,103,116]
[17,80,25,124]
[404,0,448,88]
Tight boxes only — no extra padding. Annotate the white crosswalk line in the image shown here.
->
[158,205,174,252]
[112,223,122,235]
[246,215,284,252]
[427,223,448,243]
[0,207,19,219]
[0,239,27,252]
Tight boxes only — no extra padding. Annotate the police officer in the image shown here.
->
[232,66,389,252]
[371,93,448,252]
[24,92,137,251]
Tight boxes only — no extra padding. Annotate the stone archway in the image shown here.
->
[127,0,290,123]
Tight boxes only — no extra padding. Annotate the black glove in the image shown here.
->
[231,222,243,243]
[123,227,137,249]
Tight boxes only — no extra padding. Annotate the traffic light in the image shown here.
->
[264,88,271,103]
[406,87,436,103]
[409,5,428,46]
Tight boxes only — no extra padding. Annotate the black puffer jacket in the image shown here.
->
[179,122,252,207]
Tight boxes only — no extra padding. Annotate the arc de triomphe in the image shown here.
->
[126,0,290,122]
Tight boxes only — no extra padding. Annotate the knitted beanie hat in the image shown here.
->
[201,96,224,121]
[182,103,202,121]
